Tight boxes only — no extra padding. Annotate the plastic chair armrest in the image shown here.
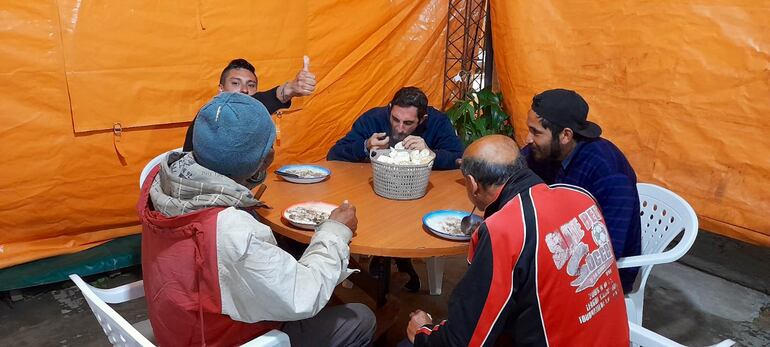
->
[90,280,145,304]
[617,239,693,268]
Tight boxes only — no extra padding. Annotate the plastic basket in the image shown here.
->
[371,149,434,200]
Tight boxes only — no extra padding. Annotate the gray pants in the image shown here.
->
[282,303,376,347]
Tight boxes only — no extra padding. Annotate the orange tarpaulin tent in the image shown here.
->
[0,0,449,268]
[0,0,767,268]
[490,0,770,246]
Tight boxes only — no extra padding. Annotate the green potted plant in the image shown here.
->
[446,86,514,146]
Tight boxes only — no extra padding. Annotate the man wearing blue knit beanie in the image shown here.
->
[137,92,376,347]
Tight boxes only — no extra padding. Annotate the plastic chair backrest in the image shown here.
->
[69,274,154,347]
[638,183,698,257]
[617,183,699,324]
[139,148,181,188]
[620,183,699,276]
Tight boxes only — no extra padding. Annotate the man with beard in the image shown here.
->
[327,86,464,293]
[327,86,463,170]
[522,88,641,293]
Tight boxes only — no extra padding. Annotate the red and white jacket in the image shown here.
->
[415,170,629,346]
[137,158,354,347]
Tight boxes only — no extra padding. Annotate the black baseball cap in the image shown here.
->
[531,89,601,138]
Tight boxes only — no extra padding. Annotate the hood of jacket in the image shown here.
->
[149,151,263,217]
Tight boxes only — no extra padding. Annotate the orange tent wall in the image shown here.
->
[491,1,770,246]
[0,0,448,268]
[1,0,768,269]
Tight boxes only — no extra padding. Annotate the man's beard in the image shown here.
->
[389,131,409,147]
[534,137,562,163]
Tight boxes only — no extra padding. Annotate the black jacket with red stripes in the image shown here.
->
[414,169,629,346]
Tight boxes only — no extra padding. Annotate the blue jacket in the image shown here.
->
[523,138,641,293]
[327,106,464,170]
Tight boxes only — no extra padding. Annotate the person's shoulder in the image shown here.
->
[581,137,626,157]
[576,138,630,167]
[425,107,456,133]
[426,106,450,122]
[570,138,638,187]
[359,106,390,120]
[217,207,271,235]
[352,106,390,131]
[546,183,599,205]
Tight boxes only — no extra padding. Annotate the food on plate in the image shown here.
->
[284,169,326,178]
[375,148,433,165]
[286,206,330,225]
[438,216,463,236]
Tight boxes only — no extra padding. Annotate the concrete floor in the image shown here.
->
[1,231,768,346]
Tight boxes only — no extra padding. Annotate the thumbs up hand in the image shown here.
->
[282,55,317,102]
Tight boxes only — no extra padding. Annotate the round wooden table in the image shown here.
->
[256,160,472,301]
[257,160,471,258]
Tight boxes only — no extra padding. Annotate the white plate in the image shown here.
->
[276,165,330,184]
[422,209,481,241]
[283,201,338,230]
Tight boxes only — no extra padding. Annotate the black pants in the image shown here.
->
[370,256,417,277]
[394,258,417,276]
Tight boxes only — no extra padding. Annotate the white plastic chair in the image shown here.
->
[617,183,699,325]
[69,274,290,347]
[629,321,734,347]
[139,148,181,188]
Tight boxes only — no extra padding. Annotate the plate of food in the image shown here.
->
[283,201,338,230]
[422,210,482,241]
[275,165,331,184]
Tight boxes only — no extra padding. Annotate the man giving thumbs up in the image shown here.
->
[183,56,317,152]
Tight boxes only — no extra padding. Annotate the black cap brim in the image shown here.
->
[575,121,602,138]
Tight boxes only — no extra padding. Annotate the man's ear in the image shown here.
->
[218,84,224,93]
[560,128,574,145]
[468,174,480,197]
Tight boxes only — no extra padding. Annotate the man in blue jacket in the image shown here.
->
[327,87,464,292]
[327,86,464,170]
[522,88,641,293]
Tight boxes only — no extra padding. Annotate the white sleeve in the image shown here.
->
[215,207,355,323]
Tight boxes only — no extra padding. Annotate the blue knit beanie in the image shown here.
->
[192,92,276,182]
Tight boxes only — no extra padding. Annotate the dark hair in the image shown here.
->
[390,87,428,120]
[460,155,527,188]
[219,59,256,85]
[538,115,587,142]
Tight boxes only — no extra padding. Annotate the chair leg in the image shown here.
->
[633,293,644,325]
[625,297,637,324]
[426,257,445,296]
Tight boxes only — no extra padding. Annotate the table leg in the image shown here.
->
[426,256,445,296]
[376,257,391,307]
